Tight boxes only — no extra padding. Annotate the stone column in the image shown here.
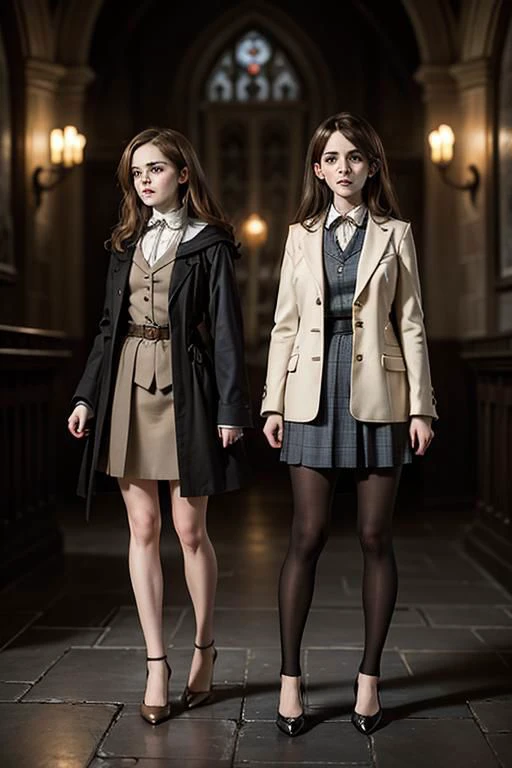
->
[450,58,493,337]
[25,60,94,336]
[414,65,460,340]
[24,58,66,329]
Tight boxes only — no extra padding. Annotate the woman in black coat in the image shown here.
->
[67,127,252,725]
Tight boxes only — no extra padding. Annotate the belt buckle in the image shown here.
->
[144,325,158,340]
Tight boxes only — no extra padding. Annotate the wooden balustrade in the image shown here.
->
[462,334,512,592]
[0,325,72,586]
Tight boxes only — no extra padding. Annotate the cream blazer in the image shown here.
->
[260,212,438,423]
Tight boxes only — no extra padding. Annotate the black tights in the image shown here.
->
[278,465,401,678]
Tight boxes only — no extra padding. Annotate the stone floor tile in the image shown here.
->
[172,608,281,647]
[234,765,372,768]
[305,649,406,714]
[486,734,512,768]
[98,606,184,647]
[301,607,424,647]
[0,611,39,647]
[476,629,512,651]
[35,593,119,627]
[178,684,244,720]
[99,711,237,761]
[389,583,508,604]
[91,760,231,768]
[372,719,501,768]
[0,702,117,768]
[423,606,512,627]
[0,682,31,700]
[24,645,245,706]
[0,627,103,683]
[385,626,485,650]
[236,721,371,764]
[469,697,512,732]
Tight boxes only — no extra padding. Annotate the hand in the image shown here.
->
[263,414,283,448]
[409,416,434,456]
[67,405,92,439]
[218,426,243,448]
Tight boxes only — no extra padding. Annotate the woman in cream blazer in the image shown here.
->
[261,112,437,738]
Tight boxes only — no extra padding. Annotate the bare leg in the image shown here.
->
[354,468,401,715]
[119,478,169,707]
[170,482,217,691]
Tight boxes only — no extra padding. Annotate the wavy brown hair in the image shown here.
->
[295,112,402,229]
[108,127,233,252]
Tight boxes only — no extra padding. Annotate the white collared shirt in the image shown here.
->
[325,202,368,250]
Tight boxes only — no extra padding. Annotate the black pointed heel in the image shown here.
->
[351,677,383,735]
[183,639,218,709]
[140,655,172,725]
[276,681,306,737]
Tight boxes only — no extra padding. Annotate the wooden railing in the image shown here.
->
[462,334,512,592]
[0,325,72,586]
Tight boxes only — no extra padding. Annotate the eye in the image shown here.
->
[324,156,337,164]
[349,153,363,163]
[151,166,163,173]
[132,169,140,178]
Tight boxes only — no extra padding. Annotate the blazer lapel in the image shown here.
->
[354,217,393,300]
[301,212,327,293]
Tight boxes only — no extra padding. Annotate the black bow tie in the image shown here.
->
[145,218,168,231]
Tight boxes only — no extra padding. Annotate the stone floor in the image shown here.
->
[1,466,512,767]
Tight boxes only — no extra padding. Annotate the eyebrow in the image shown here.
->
[322,149,360,157]
[131,160,170,169]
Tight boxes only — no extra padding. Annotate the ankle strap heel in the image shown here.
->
[194,640,215,650]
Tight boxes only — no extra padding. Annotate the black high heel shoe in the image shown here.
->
[276,680,306,737]
[351,677,383,735]
[183,639,218,709]
[140,655,172,725]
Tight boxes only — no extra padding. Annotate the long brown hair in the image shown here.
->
[295,112,402,229]
[108,127,233,252]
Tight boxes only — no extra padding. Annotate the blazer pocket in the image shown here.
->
[287,353,299,372]
[381,354,406,372]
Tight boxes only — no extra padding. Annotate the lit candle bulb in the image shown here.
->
[63,125,78,167]
[72,134,86,165]
[428,129,442,165]
[50,129,64,165]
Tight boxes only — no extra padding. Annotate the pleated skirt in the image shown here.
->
[280,331,413,469]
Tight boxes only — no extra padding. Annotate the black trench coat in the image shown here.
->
[72,224,253,520]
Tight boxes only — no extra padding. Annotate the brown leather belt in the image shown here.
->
[127,322,170,341]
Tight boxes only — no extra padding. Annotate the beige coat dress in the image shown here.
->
[105,240,179,480]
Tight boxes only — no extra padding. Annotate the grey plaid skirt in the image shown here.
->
[280,330,413,469]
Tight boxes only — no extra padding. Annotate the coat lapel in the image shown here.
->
[354,217,393,300]
[300,212,327,293]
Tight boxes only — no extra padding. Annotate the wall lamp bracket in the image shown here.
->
[428,124,480,206]
[437,162,480,206]
[33,165,73,208]
[32,125,86,208]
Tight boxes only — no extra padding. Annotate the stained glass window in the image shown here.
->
[206,30,301,102]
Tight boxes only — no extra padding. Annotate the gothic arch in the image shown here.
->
[11,0,54,59]
[55,0,105,65]
[401,0,455,64]
[460,0,507,61]
[173,0,336,144]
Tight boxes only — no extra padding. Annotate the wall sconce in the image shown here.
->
[241,213,268,349]
[33,125,86,207]
[428,124,480,205]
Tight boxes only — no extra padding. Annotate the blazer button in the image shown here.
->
[354,300,362,308]
[356,354,363,361]
[355,321,363,328]
[117,289,122,295]
[316,297,322,305]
